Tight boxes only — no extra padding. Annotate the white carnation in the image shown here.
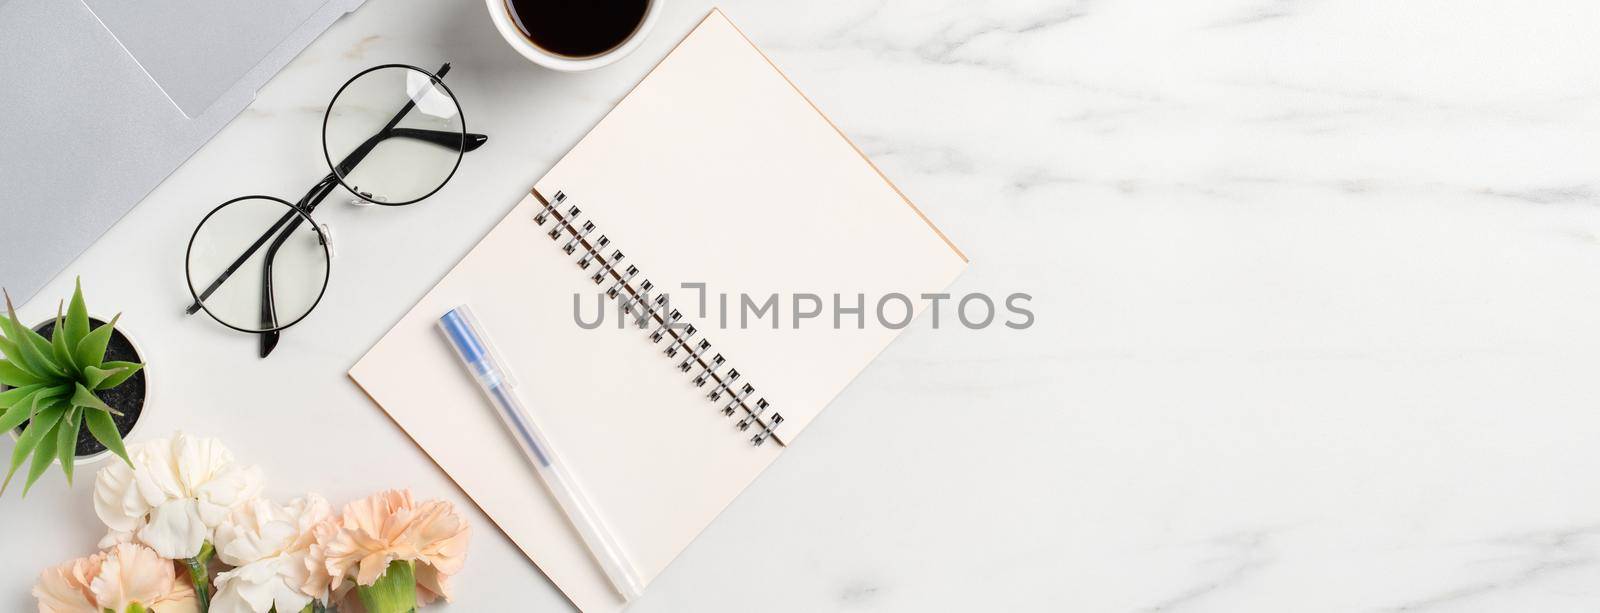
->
[210,494,331,613]
[92,432,263,559]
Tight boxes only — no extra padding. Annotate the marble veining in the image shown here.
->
[3,0,1600,611]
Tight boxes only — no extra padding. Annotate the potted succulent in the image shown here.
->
[0,279,144,495]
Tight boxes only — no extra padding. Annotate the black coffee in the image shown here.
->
[505,0,650,59]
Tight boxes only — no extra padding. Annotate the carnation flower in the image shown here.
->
[33,543,198,613]
[32,551,100,613]
[93,432,263,559]
[305,489,470,608]
[210,494,331,613]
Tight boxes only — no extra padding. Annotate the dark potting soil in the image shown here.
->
[12,318,144,457]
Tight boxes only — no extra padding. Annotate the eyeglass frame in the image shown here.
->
[183,62,488,357]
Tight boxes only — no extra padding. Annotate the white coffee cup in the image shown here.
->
[485,0,662,72]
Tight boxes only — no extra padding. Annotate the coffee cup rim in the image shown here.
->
[485,0,662,72]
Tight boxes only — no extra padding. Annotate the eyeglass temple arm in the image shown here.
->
[253,63,461,356]
[391,128,487,152]
[259,245,281,357]
[254,176,344,356]
[257,210,317,357]
[332,129,487,177]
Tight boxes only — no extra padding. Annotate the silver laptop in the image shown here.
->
[0,0,366,305]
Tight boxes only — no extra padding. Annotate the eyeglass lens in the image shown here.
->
[186,196,330,333]
[323,65,467,205]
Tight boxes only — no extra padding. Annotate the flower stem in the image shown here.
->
[182,541,214,612]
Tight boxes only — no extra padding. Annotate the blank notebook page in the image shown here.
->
[350,9,966,613]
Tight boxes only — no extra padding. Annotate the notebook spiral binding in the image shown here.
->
[533,190,786,446]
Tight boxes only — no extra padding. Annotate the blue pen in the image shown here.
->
[439,305,644,600]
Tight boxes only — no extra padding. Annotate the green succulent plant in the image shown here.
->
[0,279,139,496]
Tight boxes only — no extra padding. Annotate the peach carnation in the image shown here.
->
[305,489,469,605]
[32,551,101,613]
[34,543,197,613]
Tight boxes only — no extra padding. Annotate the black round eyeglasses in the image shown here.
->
[183,63,488,357]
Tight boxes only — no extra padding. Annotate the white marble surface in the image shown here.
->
[6,0,1600,610]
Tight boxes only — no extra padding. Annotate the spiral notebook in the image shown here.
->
[349,10,966,612]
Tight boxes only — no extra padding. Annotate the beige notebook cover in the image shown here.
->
[350,10,966,612]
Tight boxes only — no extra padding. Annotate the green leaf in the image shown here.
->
[2,403,64,495]
[70,384,121,416]
[17,320,64,379]
[93,361,143,391]
[23,329,60,370]
[56,407,80,485]
[0,402,31,435]
[71,383,121,417]
[2,291,64,378]
[50,303,77,372]
[0,360,44,387]
[0,386,64,434]
[83,409,129,467]
[0,383,44,410]
[1,386,46,424]
[14,389,44,423]
[7,384,66,413]
[65,278,90,350]
[74,313,120,371]
[27,386,68,414]
[30,397,54,421]
[0,335,26,374]
[23,409,63,494]
[83,365,126,390]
